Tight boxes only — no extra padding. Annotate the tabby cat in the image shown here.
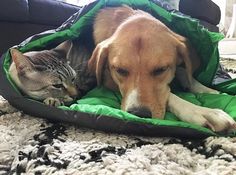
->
[9,40,96,106]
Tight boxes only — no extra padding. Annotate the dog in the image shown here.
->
[88,6,236,132]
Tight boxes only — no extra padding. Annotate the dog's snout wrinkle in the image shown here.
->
[127,106,152,118]
[124,89,139,110]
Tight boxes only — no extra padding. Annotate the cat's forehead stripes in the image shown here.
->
[28,50,64,66]
[57,64,76,81]
[27,50,76,80]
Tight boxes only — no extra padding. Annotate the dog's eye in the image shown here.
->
[116,67,129,77]
[151,66,168,76]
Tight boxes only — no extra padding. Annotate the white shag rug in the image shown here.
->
[0,96,236,175]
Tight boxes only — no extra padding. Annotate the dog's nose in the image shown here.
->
[127,107,152,118]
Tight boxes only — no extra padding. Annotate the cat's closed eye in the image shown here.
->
[53,84,64,89]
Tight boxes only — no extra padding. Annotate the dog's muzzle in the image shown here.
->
[127,106,152,118]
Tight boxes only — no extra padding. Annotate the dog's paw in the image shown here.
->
[168,93,235,132]
[201,108,236,132]
[183,107,236,132]
[43,97,64,107]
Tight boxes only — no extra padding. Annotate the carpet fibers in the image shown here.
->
[0,96,236,175]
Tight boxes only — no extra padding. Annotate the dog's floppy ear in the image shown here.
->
[174,33,200,88]
[88,39,111,86]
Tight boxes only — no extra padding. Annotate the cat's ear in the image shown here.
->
[10,48,34,75]
[55,40,72,54]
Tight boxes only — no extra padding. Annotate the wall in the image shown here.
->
[212,0,236,34]
[225,0,236,32]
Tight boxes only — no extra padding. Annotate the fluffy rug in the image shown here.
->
[0,95,236,175]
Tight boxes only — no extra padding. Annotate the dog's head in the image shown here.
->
[89,12,194,119]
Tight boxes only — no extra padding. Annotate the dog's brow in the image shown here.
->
[110,61,129,69]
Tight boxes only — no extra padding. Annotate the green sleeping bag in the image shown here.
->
[0,0,236,138]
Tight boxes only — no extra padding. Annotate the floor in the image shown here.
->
[218,38,236,78]
[219,38,236,59]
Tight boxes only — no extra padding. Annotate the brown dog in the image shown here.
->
[88,6,236,132]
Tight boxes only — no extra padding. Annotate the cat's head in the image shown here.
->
[9,41,78,104]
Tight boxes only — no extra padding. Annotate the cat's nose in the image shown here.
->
[67,86,78,98]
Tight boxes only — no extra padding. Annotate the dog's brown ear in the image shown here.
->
[177,39,193,85]
[88,39,110,86]
[174,34,201,87]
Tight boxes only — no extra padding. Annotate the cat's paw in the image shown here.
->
[63,95,74,102]
[43,97,64,107]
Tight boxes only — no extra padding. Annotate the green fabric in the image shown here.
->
[60,87,236,136]
[2,0,236,136]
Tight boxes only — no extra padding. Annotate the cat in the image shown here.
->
[9,39,96,106]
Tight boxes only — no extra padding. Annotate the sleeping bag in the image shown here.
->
[0,0,236,138]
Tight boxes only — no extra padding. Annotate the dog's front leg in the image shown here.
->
[190,78,219,94]
[167,93,236,132]
[176,67,219,94]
